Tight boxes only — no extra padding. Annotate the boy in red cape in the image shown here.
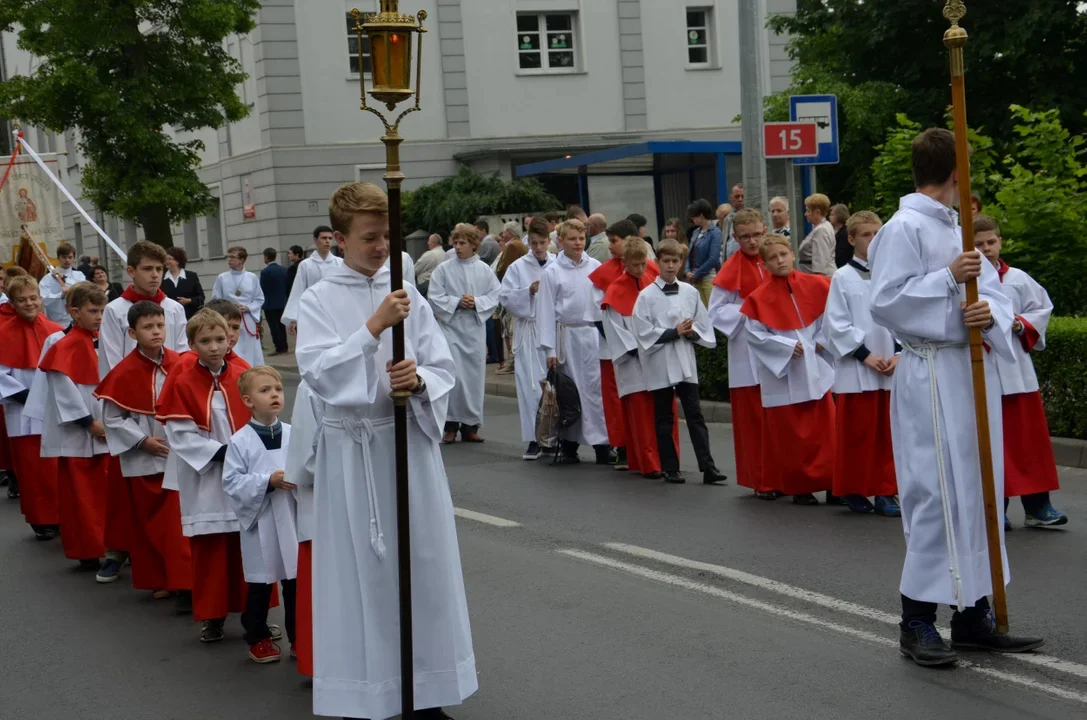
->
[708,208,770,493]
[95,300,193,602]
[39,282,111,568]
[741,235,836,505]
[96,241,190,584]
[0,275,63,539]
[600,236,672,478]
[588,218,659,470]
[973,214,1067,529]
[156,308,276,643]
[0,267,28,497]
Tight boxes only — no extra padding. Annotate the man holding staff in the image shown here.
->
[869,128,1043,667]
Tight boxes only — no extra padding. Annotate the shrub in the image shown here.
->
[1034,316,1087,440]
[694,331,730,403]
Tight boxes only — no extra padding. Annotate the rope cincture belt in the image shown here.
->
[555,320,593,366]
[322,414,404,562]
[901,340,969,611]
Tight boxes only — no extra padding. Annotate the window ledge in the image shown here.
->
[346,73,373,82]
[514,69,587,77]
[685,64,721,72]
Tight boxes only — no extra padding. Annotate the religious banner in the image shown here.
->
[0,154,64,269]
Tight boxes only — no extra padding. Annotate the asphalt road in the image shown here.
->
[2,372,1085,719]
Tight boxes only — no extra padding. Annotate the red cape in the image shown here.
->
[740,271,830,331]
[175,349,250,371]
[589,257,659,293]
[121,285,167,305]
[0,304,63,370]
[95,347,181,416]
[601,272,652,317]
[38,326,100,386]
[713,249,767,298]
[154,355,250,433]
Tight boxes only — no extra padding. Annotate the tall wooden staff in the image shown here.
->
[942,0,1009,632]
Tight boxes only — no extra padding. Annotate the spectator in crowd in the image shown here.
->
[259,247,289,355]
[586,214,610,263]
[162,247,205,320]
[495,238,528,375]
[797,193,836,277]
[414,233,446,296]
[549,206,586,253]
[830,203,852,268]
[474,217,501,266]
[970,193,982,217]
[286,244,304,291]
[627,213,656,259]
[90,265,123,303]
[769,196,791,237]
[494,221,521,271]
[717,203,738,261]
[662,218,686,246]
[521,214,534,242]
[76,255,94,278]
[730,183,745,212]
[685,198,722,306]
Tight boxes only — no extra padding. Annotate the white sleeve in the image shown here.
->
[164,418,223,475]
[102,400,148,456]
[472,269,502,320]
[1014,273,1053,351]
[222,436,272,532]
[282,261,309,325]
[426,264,460,324]
[0,365,27,398]
[295,290,381,408]
[247,274,264,323]
[49,372,91,423]
[98,307,127,378]
[405,293,458,444]
[690,290,716,348]
[39,273,63,300]
[823,275,865,360]
[709,286,746,338]
[211,274,225,301]
[745,319,799,380]
[285,383,318,488]
[604,307,639,362]
[535,270,557,354]
[499,264,535,320]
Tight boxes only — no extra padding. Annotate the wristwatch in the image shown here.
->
[411,374,426,395]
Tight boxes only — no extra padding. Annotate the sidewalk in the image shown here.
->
[257,344,1087,469]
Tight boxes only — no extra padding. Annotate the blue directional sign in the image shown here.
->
[789,94,839,165]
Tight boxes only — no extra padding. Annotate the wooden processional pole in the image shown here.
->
[942,0,1009,632]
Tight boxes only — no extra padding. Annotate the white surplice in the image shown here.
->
[283,251,343,325]
[223,423,299,583]
[869,192,1016,607]
[427,255,501,427]
[98,296,189,378]
[100,354,170,477]
[994,266,1052,396]
[38,267,86,325]
[163,390,240,537]
[535,251,608,446]
[745,313,834,409]
[296,263,476,720]
[40,372,108,458]
[498,252,555,442]
[824,260,896,394]
[634,278,716,390]
[0,364,44,438]
[20,331,64,426]
[285,380,319,544]
[602,306,647,397]
[708,285,763,389]
[211,269,264,367]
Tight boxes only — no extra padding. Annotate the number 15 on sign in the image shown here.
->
[763,122,818,159]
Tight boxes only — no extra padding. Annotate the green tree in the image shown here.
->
[768,0,1087,206]
[0,0,260,247]
[404,167,561,237]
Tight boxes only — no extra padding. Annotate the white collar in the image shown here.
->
[170,268,186,281]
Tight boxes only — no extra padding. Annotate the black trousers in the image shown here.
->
[485,317,502,363]
[900,593,990,631]
[264,308,288,353]
[652,383,715,473]
[242,578,296,646]
[445,421,478,435]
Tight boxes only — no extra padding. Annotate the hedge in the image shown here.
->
[695,318,1087,441]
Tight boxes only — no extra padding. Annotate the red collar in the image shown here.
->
[154,356,250,433]
[600,272,649,316]
[95,347,181,415]
[713,250,767,298]
[740,271,831,331]
[38,325,100,386]
[589,257,659,293]
[996,258,1010,282]
[121,285,167,305]
[0,305,63,370]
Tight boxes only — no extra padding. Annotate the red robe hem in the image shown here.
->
[622,391,675,475]
[1002,391,1060,497]
[104,456,135,553]
[189,531,277,622]
[295,540,313,677]
[129,474,193,592]
[10,435,59,525]
[761,394,835,495]
[729,386,766,491]
[58,455,109,561]
[600,360,626,448]
[832,390,897,497]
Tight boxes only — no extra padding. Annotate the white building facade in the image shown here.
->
[3,0,794,279]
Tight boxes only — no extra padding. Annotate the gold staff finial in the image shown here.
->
[943,1,968,48]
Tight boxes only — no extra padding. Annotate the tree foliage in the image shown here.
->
[768,0,1087,207]
[0,0,260,247]
[404,167,562,238]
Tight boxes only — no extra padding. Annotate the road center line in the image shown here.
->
[560,549,1087,705]
[453,507,522,527]
[605,542,1087,682]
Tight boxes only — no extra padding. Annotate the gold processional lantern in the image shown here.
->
[349,2,427,718]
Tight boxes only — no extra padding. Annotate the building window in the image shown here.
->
[516,13,577,73]
[347,12,372,75]
[686,8,712,66]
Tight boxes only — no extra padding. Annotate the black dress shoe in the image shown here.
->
[664,471,686,484]
[792,493,819,506]
[417,709,455,719]
[642,471,664,480]
[825,492,845,506]
[951,611,1045,653]
[6,476,19,499]
[594,445,617,465]
[702,467,727,485]
[900,621,958,666]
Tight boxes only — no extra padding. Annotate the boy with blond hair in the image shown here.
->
[296,182,475,719]
[825,211,900,516]
[223,365,299,664]
[973,214,1066,529]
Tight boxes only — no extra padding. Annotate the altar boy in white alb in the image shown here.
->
[212,247,265,367]
[868,128,1043,668]
[296,182,475,720]
[223,365,299,666]
[498,217,554,460]
[427,222,501,444]
[283,225,342,334]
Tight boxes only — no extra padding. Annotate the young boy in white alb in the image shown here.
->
[223,365,299,664]
[211,246,265,368]
[973,214,1066,529]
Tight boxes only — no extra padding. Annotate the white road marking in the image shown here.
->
[560,549,1087,704]
[453,508,522,528]
[606,542,1087,682]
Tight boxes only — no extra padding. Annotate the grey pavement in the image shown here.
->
[2,376,1085,719]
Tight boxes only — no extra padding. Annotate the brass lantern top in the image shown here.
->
[353,1,427,112]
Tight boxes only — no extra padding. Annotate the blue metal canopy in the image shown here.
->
[513,140,743,177]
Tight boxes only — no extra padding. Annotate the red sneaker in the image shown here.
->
[248,638,282,664]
